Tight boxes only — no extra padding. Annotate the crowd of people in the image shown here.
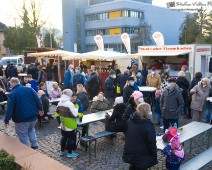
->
[2,61,212,170]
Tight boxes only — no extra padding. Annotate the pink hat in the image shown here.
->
[170,135,181,150]
[169,127,177,137]
[132,91,143,100]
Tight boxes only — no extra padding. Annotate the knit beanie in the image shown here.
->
[109,69,116,75]
[132,91,143,100]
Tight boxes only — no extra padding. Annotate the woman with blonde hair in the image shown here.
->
[123,103,157,170]
[176,71,189,115]
[90,92,110,113]
[49,82,62,99]
[76,84,89,111]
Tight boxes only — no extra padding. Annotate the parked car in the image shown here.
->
[0,55,24,68]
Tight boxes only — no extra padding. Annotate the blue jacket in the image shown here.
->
[64,69,71,88]
[4,84,43,124]
[73,99,83,114]
[135,78,146,87]
[29,80,38,92]
[72,73,86,89]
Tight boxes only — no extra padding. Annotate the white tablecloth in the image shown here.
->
[206,97,212,102]
[138,86,157,92]
[18,73,27,77]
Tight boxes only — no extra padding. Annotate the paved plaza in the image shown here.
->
[0,113,212,170]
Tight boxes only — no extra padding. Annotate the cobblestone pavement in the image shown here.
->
[0,113,212,170]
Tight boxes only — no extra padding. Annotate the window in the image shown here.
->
[97,29,108,35]
[86,30,96,36]
[122,27,130,34]
[122,10,143,18]
[85,12,108,21]
[87,45,97,52]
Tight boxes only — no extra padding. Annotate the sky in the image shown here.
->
[1,0,210,31]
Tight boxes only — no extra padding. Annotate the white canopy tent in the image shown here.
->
[27,50,80,58]
[27,50,80,83]
[62,50,135,61]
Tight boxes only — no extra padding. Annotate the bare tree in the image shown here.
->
[131,21,152,45]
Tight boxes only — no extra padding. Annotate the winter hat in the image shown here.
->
[168,78,176,83]
[128,77,135,81]
[169,126,177,136]
[151,67,156,71]
[109,69,116,75]
[124,69,130,75]
[63,89,73,98]
[132,91,143,100]
[170,135,181,150]
[136,70,142,74]
[115,97,123,104]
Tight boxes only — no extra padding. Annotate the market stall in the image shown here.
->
[27,50,80,83]
[130,45,212,78]
[62,50,134,91]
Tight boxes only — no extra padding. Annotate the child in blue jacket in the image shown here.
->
[163,135,185,170]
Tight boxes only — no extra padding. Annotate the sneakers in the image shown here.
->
[59,151,65,156]
[67,152,78,158]
[31,146,38,150]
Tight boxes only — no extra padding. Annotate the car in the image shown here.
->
[0,55,24,68]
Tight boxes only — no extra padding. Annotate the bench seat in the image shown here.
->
[180,147,212,170]
[80,131,116,157]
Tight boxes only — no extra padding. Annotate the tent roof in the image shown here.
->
[27,50,80,58]
[62,50,135,61]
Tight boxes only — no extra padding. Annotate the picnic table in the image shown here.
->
[157,121,212,152]
[77,109,113,126]
[49,98,61,103]
[139,86,157,109]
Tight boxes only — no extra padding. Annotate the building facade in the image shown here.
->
[62,0,186,53]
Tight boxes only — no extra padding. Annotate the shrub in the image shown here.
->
[0,149,16,170]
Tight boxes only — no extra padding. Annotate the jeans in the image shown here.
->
[156,112,161,123]
[15,120,38,147]
[183,105,188,115]
[61,129,76,154]
[205,101,211,123]
[163,118,178,132]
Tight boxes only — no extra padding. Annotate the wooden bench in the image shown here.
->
[0,132,72,170]
[80,131,116,157]
[179,147,212,170]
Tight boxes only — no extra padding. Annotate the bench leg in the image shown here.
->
[207,130,211,149]
[88,141,91,157]
[190,139,192,154]
[94,140,97,158]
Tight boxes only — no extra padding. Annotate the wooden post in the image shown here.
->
[58,56,61,84]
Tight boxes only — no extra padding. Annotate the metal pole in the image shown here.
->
[50,32,52,48]
[58,56,61,84]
